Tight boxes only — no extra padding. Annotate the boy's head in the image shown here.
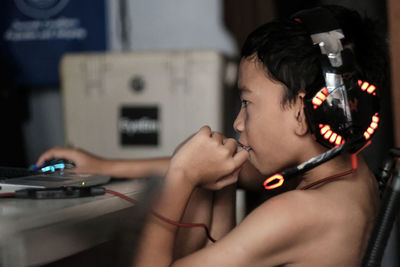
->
[234,5,388,177]
[240,5,387,108]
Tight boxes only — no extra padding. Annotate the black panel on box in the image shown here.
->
[118,106,159,146]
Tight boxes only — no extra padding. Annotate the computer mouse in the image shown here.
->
[37,158,76,173]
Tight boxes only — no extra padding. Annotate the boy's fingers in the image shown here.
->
[199,125,212,135]
[211,131,224,143]
[36,152,54,165]
[215,175,238,189]
[36,148,71,165]
[223,138,237,152]
[233,149,249,168]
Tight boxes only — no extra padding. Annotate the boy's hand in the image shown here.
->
[36,147,106,174]
[168,126,249,190]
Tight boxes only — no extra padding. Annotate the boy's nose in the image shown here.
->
[233,108,245,133]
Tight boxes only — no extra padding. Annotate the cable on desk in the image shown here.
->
[105,189,216,243]
[0,188,216,242]
[0,192,15,198]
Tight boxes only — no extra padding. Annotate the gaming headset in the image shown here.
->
[263,7,380,190]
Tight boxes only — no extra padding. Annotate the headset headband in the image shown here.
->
[292,7,339,34]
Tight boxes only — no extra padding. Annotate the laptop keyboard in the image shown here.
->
[0,167,39,179]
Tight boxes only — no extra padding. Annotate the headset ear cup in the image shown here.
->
[294,7,381,151]
[305,77,380,151]
[304,86,350,148]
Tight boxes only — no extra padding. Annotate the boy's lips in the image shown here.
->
[237,141,252,151]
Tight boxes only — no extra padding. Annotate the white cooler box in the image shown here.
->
[61,50,236,159]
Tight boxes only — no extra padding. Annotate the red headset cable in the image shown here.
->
[300,167,354,190]
[0,192,16,198]
[301,141,370,190]
[105,189,216,243]
[0,189,216,242]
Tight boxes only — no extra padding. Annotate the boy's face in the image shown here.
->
[234,57,301,175]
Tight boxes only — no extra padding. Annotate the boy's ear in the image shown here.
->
[293,92,308,136]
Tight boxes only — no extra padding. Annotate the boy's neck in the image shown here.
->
[297,152,360,190]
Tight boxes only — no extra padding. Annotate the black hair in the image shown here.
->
[241,5,389,106]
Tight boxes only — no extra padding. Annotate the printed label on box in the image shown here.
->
[118,106,159,146]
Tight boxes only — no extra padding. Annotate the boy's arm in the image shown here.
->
[207,184,236,244]
[173,183,236,259]
[36,147,170,178]
[103,157,170,178]
[172,190,314,267]
[135,170,312,267]
[173,187,214,258]
[133,127,314,267]
[35,143,262,183]
[134,126,248,266]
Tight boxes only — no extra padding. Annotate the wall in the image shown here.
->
[22,0,237,164]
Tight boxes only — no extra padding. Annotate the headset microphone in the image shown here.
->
[264,144,344,189]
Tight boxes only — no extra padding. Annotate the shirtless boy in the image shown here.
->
[38,5,387,266]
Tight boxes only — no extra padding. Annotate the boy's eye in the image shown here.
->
[241,100,249,107]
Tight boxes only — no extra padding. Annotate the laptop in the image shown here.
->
[0,166,111,194]
[0,170,160,266]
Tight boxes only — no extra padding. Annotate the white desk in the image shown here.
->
[0,178,151,267]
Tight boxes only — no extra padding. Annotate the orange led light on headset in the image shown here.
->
[312,87,329,109]
[358,80,376,95]
[319,124,344,146]
[264,174,285,190]
[363,113,380,140]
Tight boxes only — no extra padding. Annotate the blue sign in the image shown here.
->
[0,0,107,86]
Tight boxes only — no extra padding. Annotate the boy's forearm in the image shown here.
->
[101,157,171,178]
[174,187,214,259]
[207,184,236,244]
[134,168,195,267]
[174,184,236,256]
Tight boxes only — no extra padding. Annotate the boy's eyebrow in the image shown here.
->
[238,86,252,94]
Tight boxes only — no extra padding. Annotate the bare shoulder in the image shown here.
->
[239,178,376,265]
[227,190,328,265]
[174,180,376,267]
[173,190,325,266]
[254,188,326,220]
[248,169,378,265]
